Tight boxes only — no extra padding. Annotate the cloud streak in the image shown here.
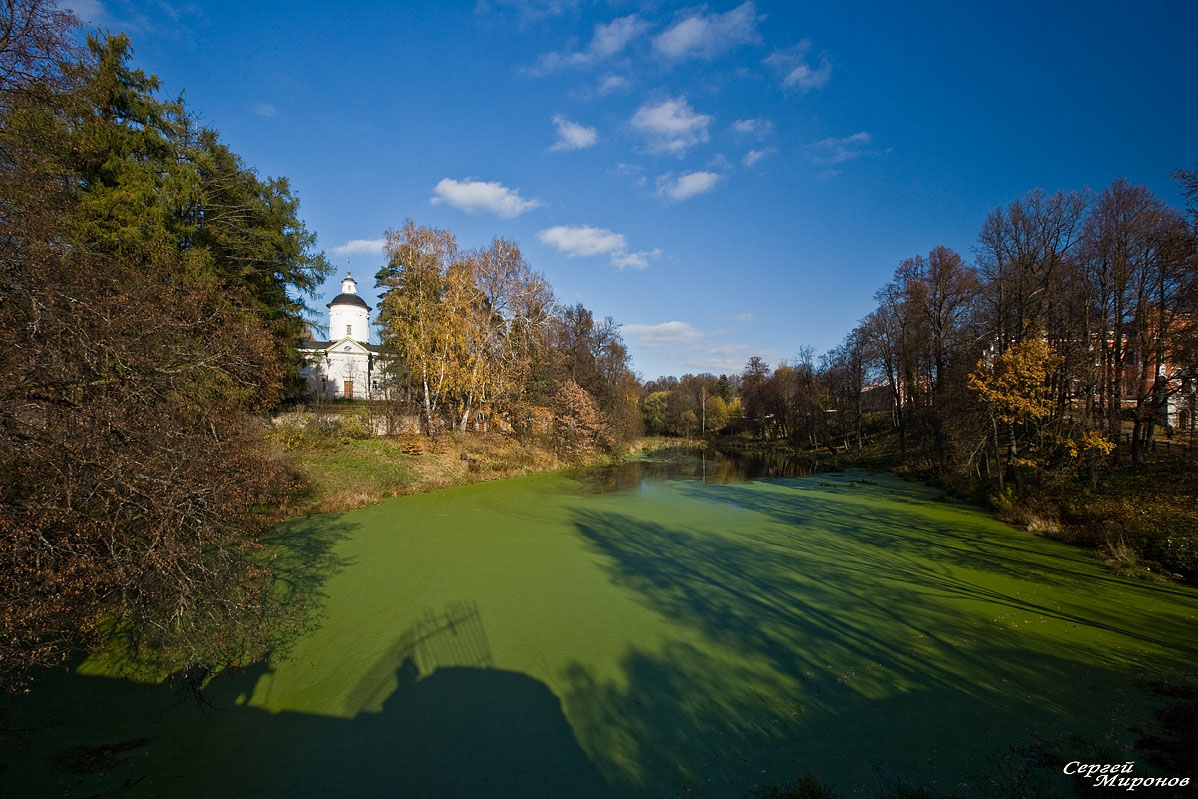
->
[625,319,780,374]
[732,117,773,137]
[331,238,386,256]
[742,147,774,167]
[808,132,884,165]
[531,13,650,73]
[431,178,542,218]
[766,41,831,92]
[652,2,760,61]
[624,321,702,347]
[537,224,658,270]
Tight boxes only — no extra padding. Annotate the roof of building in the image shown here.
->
[300,338,385,353]
[327,293,371,310]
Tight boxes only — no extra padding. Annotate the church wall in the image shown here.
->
[328,304,370,343]
[300,348,384,400]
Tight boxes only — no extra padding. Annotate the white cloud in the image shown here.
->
[623,321,780,374]
[537,225,658,270]
[652,2,761,60]
[732,118,773,137]
[732,312,753,322]
[596,73,630,95]
[707,153,732,170]
[682,343,780,374]
[65,0,106,23]
[531,13,649,73]
[742,147,774,167]
[549,114,598,151]
[783,61,831,91]
[431,178,542,218]
[624,321,702,348]
[656,171,721,203]
[630,96,713,156]
[479,0,578,19]
[766,42,832,92]
[332,238,386,256]
[254,103,278,118]
[808,132,882,165]
[611,247,661,270]
[591,14,650,57]
[538,225,626,257]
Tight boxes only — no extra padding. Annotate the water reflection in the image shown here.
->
[573,447,819,494]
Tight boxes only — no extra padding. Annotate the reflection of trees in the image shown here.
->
[572,447,816,494]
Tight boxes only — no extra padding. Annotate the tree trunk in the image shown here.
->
[993,417,1004,491]
[1008,423,1024,495]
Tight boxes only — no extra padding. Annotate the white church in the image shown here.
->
[298,273,390,400]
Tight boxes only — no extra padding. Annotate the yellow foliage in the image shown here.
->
[967,338,1063,425]
[1066,430,1116,459]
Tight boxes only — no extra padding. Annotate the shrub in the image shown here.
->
[337,412,369,440]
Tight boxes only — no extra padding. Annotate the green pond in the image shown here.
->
[4,451,1197,797]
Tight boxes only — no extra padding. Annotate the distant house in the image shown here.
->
[298,274,390,400]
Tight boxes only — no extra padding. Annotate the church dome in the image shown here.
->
[326,272,372,311]
[327,292,371,310]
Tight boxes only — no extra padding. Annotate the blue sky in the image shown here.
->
[68,0,1198,380]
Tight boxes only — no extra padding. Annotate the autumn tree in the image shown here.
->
[822,327,868,455]
[1,19,328,680]
[551,379,613,457]
[862,286,916,461]
[548,304,640,443]
[976,188,1089,348]
[968,338,1063,493]
[1082,179,1192,464]
[454,238,554,432]
[896,247,980,464]
[643,391,669,434]
[739,356,771,439]
[376,220,470,437]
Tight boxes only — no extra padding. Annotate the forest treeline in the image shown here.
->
[641,178,1198,575]
[648,179,1197,472]
[0,3,332,679]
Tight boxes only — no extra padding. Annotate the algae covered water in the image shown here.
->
[4,452,1196,797]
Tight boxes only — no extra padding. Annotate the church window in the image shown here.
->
[347,324,352,336]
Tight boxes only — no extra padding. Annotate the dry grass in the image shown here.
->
[271,431,598,518]
[1023,513,1062,536]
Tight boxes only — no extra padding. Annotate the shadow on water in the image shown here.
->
[2,603,616,799]
[341,600,495,714]
[558,478,1198,795]
[239,513,362,669]
[6,470,1196,797]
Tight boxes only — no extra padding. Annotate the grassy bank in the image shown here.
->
[270,433,560,518]
[266,415,681,519]
[979,450,1198,581]
[700,417,1198,582]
